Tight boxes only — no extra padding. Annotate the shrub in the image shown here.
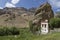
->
[10,27,20,35]
[0,27,20,36]
[49,18,60,29]
[0,28,5,36]
[29,21,33,32]
[3,27,12,35]
[29,21,41,34]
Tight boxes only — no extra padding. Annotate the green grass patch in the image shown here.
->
[0,28,60,40]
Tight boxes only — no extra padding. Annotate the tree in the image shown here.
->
[29,21,41,34]
[49,18,60,29]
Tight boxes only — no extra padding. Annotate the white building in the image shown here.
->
[41,20,49,34]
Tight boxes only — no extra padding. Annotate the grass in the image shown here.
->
[0,28,60,40]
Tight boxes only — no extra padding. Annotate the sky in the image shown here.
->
[0,0,60,12]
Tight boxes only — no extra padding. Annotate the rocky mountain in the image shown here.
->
[0,7,36,28]
[55,12,60,18]
[32,2,54,29]
[34,2,54,20]
[28,7,36,13]
[0,7,36,15]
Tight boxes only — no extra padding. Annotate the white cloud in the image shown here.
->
[11,0,20,4]
[5,2,16,8]
[0,7,3,9]
[48,0,60,12]
[49,0,60,8]
[57,9,60,11]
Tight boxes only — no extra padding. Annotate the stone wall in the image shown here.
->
[50,28,60,33]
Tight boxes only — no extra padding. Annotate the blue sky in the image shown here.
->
[0,0,60,12]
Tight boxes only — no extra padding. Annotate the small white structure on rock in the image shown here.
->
[41,20,49,34]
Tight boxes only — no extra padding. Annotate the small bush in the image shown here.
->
[29,21,33,32]
[10,27,20,35]
[29,21,41,34]
[0,28,5,36]
[0,27,20,36]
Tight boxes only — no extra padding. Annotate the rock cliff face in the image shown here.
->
[32,2,54,30]
[33,2,54,23]
[35,2,54,20]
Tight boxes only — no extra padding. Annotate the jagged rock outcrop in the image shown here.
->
[35,2,54,20]
[33,2,54,24]
[31,2,54,33]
